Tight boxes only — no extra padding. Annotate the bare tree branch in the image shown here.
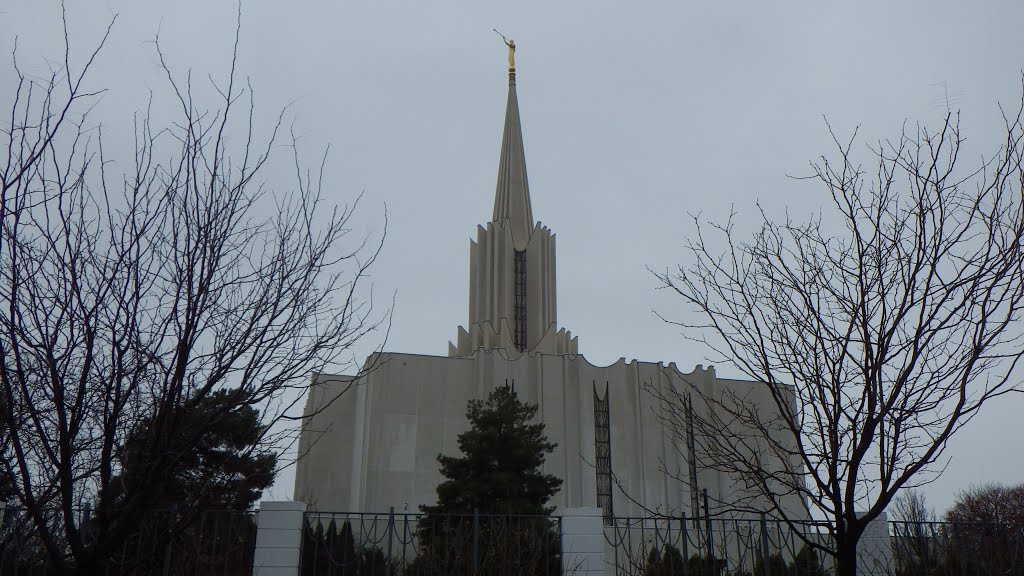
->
[652,78,1024,576]
[0,12,387,572]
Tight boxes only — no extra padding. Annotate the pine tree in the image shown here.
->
[102,388,277,512]
[81,389,274,573]
[423,384,562,516]
[752,552,788,576]
[789,546,827,576]
[411,385,563,575]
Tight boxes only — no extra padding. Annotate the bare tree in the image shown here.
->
[889,489,937,575]
[0,10,385,572]
[946,483,1024,526]
[653,81,1024,575]
[891,489,934,527]
[941,484,1024,575]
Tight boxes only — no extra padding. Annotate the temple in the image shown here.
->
[293,51,804,522]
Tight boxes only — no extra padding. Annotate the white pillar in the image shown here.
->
[561,506,605,575]
[857,511,894,576]
[253,501,306,576]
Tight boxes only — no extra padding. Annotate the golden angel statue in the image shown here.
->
[494,29,516,70]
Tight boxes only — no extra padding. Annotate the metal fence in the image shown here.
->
[604,515,840,576]
[0,506,258,575]
[302,510,563,576]
[6,504,1022,575]
[889,520,1024,576]
[604,516,1024,576]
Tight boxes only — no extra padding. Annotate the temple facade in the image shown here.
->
[293,59,805,522]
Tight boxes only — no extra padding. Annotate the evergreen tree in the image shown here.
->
[643,544,685,576]
[788,546,827,576]
[411,385,563,575]
[301,519,392,576]
[645,548,726,576]
[752,552,788,576]
[91,389,275,573]
[103,388,277,512]
[422,385,562,516]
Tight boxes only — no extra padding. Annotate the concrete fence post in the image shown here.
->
[560,506,605,575]
[253,500,307,576]
[857,511,894,576]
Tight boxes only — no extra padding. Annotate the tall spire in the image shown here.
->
[492,40,534,251]
[448,38,578,358]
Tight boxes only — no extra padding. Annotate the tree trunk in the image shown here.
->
[835,536,859,576]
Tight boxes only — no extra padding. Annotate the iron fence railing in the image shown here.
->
[603,515,1024,576]
[6,504,1022,576]
[603,515,839,576]
[302,510,563,576]
[0,505,257,576]
[889,520,1024,576]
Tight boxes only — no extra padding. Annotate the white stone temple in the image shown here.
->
[293,57,805,522]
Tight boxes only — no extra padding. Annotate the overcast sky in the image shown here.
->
[4,0,1023,514]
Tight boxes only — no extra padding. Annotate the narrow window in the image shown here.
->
[594,382,613,524]
[513,250,527,351]
[686,392,700,521]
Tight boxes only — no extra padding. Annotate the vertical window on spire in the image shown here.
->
[594,382,613,524]
[514,250,527,351]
